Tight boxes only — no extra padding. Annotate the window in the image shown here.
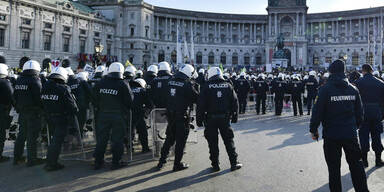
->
[107,44,111,55]
[313,56,319,65]
[220,53,226,65]
[21,31,30,49]
[145,28,149,38]
[44,23,52,29]
[80,30,86,35]
[0,29,4,47]
[63,37,70,52]
[327,35,333,43]
[107,34,112,39]
[80,39,85,53]
[366,52,373,65]
[63,26,70,32]
[325,57,332,64]
[0,14,6,21]
[208,52,215,65]
[244,54,250,65]
[22,19,31,25]
[130,28,134,36]
[352,53,359,65]
[130,43,134,49]
[129,56,134,63]
[256,55,262,65]
[43,34,51,51]
[196,52,202,64]
[130,13,134,19]
[94,32,100,37]
[232,53,238,65]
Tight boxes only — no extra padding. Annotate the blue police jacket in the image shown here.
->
[310,73,363,139]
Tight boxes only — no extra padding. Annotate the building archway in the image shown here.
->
[280,16,294,38]
[0,56,5,64]
[220,52,227,65]
[232,52,238,65]
[196,52,202,65]
[208,51,215,65]
[244,53,250,66]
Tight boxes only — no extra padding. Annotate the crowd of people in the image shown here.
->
[1,58,384,191]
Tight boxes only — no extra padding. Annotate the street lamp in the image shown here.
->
[93,44,104,67]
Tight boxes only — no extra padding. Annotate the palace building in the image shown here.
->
[1,0,383,70]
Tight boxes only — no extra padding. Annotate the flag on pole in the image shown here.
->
[190,27,195,65]
[125,60,132,67]
[176,23,183,66]
[219,63,224,72]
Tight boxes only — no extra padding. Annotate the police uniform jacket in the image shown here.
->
[14,72,42,112]
[149,70,173,108]
[197,76,239,124]
[310,74,363,139]
[41,79,78,115]
[67,75,93,109]
[289,80,305,96]
[253,77,268,96]
[236,77,251,99]
[304,76,319,96]
[130,81,154,116]
[166,72,199,113]
[0,78,14,108]
[271,78,287,97]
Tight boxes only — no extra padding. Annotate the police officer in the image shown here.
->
[130,78,153,153]
[13,60,45,167]
[236,72,250,114]
[123,65,137,83]
[136,70,144,79]
[150,61,173,108]
[355,64,384,167]
[310,59,369,192]
[144,65,158,86]
[305,71,319,115]
[157,64,199,171]
[197,67,242,172]
[89,65,106,88]
[290,75,304,116]
[254,74,268,115]
[93,62,134,170]
[196,68,206,86]
[271,73,287,116]
[0,63,13,162]
[41,67,78,171]
[66,68,93,137]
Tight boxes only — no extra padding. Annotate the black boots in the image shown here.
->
[376,152,384,167]
[231,162,243,171]
[173,162,189,172]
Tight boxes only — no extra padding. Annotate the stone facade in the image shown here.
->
[2,0,384,70]
[0,0,115,69]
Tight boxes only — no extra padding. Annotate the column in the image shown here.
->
[302,13,306,36]
[269,14,272,36]
[226,22,229,42]
[363,18,366,40]
[165,17,168,40]
[349,19,352,41]
[202,21,205,42]
[262,24,265,43]
[332,21,335,38]
[249,24,252,42]
[230,23,233,43]
[218,22,221,42]
[238,23,241,43]
[359,19,362,40]
[296,12,299,36]
[274,13,278,36]
[310,22,313,42]
[318,22,321,42]
[156,16,159,39]
[214,22,217,41]
[336,20,339,42]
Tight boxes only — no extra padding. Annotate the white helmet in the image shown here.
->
[65,67,74,76]
[40,71,47,78]
[147,65,159,74]
[258,73,265,79]
[158,61,171,72]
[134,78,147,88]
[373,71,380,77]
[125,65,137,76]
[198,68,205,74]
[95,65,106,73]
[207,67,223,80]
[304,75,309,80]
[136,70,143,77]
[0,63,8,78]
[192,70,198,79]
[49,67,68,82]
[309,71,317,76]
[323,72,330,78]
[23,60,41,73]
[381,73,384,80]
[179,64,195,78]
[268,74,273,79]
[278,73,284,78]
[240,71,246,77]
[102,67,109,77]
[251,75,256,79]
[224,72,230,79]
[77,71,88,81]
[231,72,237,77]
[108,62,124,79]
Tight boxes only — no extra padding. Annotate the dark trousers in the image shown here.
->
[307,94,316,111]
[132,114,149,150]
[94,113,126,165]
[292,95,303,116]
[160,114,189,165]
[239,97,247,114]
[323,138,369,192]
[275,95,284,115]
[46,116,68,166]
[359,119,384,153]
[14,112,42,162]
[77,107,87,136]
[204,116,238,166]
[0,109,11,156]
[256,94,266,114]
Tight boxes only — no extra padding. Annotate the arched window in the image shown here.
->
[171,50,177,64]
[232,52,238,65]
[220,52,226,65]
[256,53,262,65]
[158,50,165,63]
[208,52,215,65]
[366,52,373,65]
[196,52,202,64]
[352,52,359,66]
[325,52,332,65]
[313,52,319,65]
[244,53,250,65]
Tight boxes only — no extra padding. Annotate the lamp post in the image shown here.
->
[94,44,104,68]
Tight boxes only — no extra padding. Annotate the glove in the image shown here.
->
[231,113,238,123]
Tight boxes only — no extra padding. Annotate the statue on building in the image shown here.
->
[274,33,287,59]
